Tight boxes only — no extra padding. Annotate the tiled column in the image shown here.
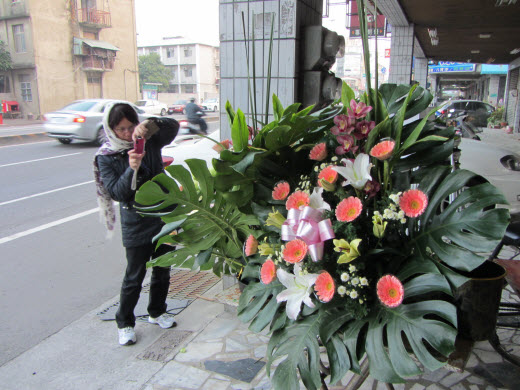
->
[388,25,414,85]
[219,0,323,139]
[487,75,500,106]
[414,57,428,89]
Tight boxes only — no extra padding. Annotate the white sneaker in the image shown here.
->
[148,313,176,329]
[118,327,136,346]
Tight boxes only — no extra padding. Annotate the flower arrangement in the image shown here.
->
[135,83,509,388]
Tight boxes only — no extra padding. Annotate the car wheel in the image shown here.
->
[95,128,106,146]
[161,108,166,116]
[58,138,72,145]
[214,106,217,112]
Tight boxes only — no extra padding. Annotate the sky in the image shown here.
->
[134,0,220,46]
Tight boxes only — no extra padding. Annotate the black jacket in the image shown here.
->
[97,117,179,247]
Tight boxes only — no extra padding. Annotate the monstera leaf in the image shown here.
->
[135,158,259,272]
[412,166,509,273]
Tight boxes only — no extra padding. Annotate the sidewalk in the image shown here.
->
[0,270,519,390]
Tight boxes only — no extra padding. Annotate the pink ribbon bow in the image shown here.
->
[281,206,335,262]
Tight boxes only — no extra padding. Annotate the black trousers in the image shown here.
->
[115,244,171,329]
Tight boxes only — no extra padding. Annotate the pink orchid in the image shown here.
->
[332,115,356,134]
[354,120,376,140]
[348,99,372,119]
[363,179,381,198]
[335,134,358,155]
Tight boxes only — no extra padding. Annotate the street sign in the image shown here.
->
[384,49,391,58]
[428,62,475,73]
[381,67,386,74]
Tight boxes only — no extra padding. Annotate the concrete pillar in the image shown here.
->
[429,75,438,106]
[487,75,500,106]
[414,57,428,89]
[388,25,414,85]
[218,0,322,139]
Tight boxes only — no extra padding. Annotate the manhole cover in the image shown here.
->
[137,329,193,362]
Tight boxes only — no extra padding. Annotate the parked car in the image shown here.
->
[435,99,495,128]
[134,99,168,116]
[168,100,188,115]
[44,99,148,145]
[202,98,219,112]
[459,138,520,215]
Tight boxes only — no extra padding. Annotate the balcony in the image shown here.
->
[76,8,111,28]
[82,55,114,71]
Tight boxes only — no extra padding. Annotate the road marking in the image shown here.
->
[0,180,95,206]
[0,152,82,168]
[0,140,54,149]
[0,207,99,245]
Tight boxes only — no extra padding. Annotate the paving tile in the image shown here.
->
[425,384,444,390]
[440,371,470,387]
[476,350,504,364]
[196,317,241,341]
[421,369,450,382]
[409,384,426,390]
[215,352,252,359]
[174,341,223,362]
[226,337,250,352]
[203,378,231,390]
[205,358,266,383]
[150,361,210,389]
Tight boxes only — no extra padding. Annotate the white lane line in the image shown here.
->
[0,180,95,206]
[0,140,54,149]
[0,152,82,168]
[0,207,99,245]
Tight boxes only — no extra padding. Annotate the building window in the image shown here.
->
[167,84,179,93]
[18,74,32,101]
[167,47,175,58]
[0,75,10,93]
[149,48,158,54]
[184,68,192,77]
[184,48,192,57]
[184,85,194,93]
[12,24,26,53]
[87,74,101,84]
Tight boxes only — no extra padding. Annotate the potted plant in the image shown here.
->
[487,106,505,128]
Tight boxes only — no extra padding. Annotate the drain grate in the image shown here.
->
[142,268,221,300]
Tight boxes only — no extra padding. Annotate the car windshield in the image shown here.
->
[174,100,187,105]
[135,101,147,107]
[61,101,98,112]
[205,99,217,103]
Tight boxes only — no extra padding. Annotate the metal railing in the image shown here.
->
[76,8,111,28]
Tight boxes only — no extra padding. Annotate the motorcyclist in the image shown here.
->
[185,97,208,134]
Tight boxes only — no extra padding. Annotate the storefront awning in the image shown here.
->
[79,38,120,51]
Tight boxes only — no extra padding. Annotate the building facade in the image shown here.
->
[137,36,219,103]
[0,0,139,119]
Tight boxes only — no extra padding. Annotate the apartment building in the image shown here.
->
[137,36,219,102]
[0,0,139,119]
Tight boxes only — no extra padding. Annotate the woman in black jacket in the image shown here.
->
[94,101,179,346]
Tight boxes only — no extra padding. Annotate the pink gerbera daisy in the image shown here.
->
[286,190,310,210]
[309,143,327,161]
[377,275,404,308]
[369,140,395,160]
[399,189,428,218]
[272,181,290,201]
[282,239,308,263]
[314,271,335,302]
[260,259,276,284]
[317,166,338,187]
[245,235,258,256]
[335,196,363,222]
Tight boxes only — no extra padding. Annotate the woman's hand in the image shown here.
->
[128,149,145,171]
[132,119,159,141]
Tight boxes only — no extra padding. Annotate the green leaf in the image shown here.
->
[272,94,284,121]
[231,109,249,152]
[225,100,235,128]
[400,106,440,153]
[341,81,356,108]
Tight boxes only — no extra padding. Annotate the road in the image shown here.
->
[0,121,219,366]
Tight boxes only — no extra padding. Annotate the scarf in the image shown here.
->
[93,100,136,237]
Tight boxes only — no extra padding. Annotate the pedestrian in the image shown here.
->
[93,101,179,346]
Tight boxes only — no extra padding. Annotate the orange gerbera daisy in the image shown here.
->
[272,181,290,200]
[282,239,308,263]
[309,142,327,161]
[260,259,276,284]
[317,166,338,186]
[377,275,404,308]
[286,190,310,210]
[399,189,428,218]
[314,271,335,302]
[369,140,395,160]
[335,196,363,222]
[245,235,258,256]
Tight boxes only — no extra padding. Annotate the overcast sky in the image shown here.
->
[134,0,220,46]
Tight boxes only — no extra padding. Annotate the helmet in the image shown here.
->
[189,97,196,103]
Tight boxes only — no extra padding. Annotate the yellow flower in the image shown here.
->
[372,213,388,238]
[319,177,336,192]
[265,210,286,229]
[258,242,276,256]
[333,238,361,264]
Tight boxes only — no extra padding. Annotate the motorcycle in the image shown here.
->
[446,110,482,141]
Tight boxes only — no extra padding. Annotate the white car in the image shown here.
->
[202,98,219,112]
[459,138,520,215]
[135,99,168,116]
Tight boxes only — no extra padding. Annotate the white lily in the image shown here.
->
[333,153,372,189]
[309,187,331,211]
[276,263,319,320]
